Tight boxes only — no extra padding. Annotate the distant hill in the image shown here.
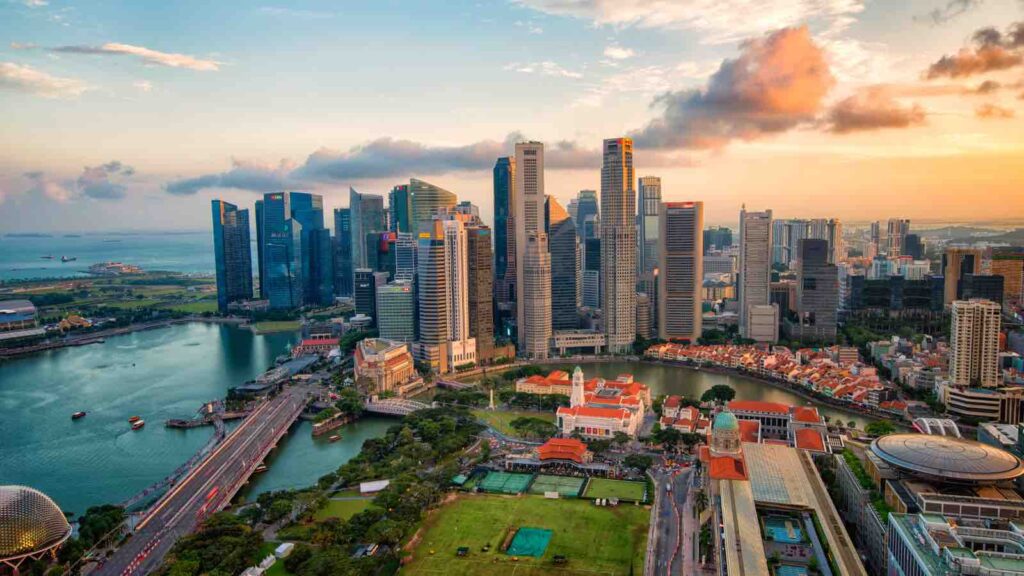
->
[950,228,1024,245]
[917,226,1002,239]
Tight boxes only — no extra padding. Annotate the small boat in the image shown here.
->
[131,420,146,430]
[128,416,141,423]
[329,435,341,442]
[61,256,77,262]
[254,464,268,473]
[41,255,55,260]
[71,411,87,420]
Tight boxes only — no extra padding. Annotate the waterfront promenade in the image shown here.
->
[95,384,312,576]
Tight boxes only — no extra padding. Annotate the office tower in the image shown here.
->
[581,214,599,240]
[902,233,923,260]
[807,218,844,264]
[415,219,448,373]
[514,141,551,358]
[376,281,416,342]
[574,190,599,238]
[332,208,352,297]
[307,227,334,306]
[465,224,494,362]
[637,176,661,301]
[600,137,637,354]
[794,238,838,342]
[349,188,385,270]
[354,268,376,322]
[455,201,480,221]
[886,218,910,258]
[211,200,253,312]
[658,201,704,342]
[409,178,457,237]
[493,156,515,308]
[950,299,1001,387]
[943,246,987,306]
[636,292,652,339]
[960,274,1005,306]
[583,237,601,309]
[549,204,580,330]
[442,218,477,368]
[254,199,265,298]
[739,206,775,341]
[389,184,411,233]
[545,195,570,233]
[393,232,416,281]
[992,249,1024,306]
[703,226,732,253]
[869,221,881,257]
[258,191,326,309]
[365,231,396,279]
[772,219,809,267]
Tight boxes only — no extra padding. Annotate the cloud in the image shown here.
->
[0,61,89,98]
[77,161,134,199]
[825,86,927,133]
[916,0,983,25]
[165,159,299,196]
[23,0,48,6]
[23,171,73,202]
[975,103,1015,118]
[630,26,834,150]
[503,61,583,78]
[133,80,154,93]
[515,0,864,44]
[974,79,1002,94]
[50,43,221,71]
[603,45,635,60]
[926,22,1024,78]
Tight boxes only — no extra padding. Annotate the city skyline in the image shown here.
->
[2,1,1024,232]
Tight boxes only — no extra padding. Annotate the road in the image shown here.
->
[651,465,693,576]
[95,385,311,576]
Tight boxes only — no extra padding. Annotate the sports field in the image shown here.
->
[313,498,373,522]
[583,478,648,503]
[528,474,585,497]
[478,471,533,494]
[403,494,649,575]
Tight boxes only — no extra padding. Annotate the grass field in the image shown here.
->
[313,498,374,522]
[252,320,301,334]
[471,409,555,437]
[256,543,291,576]
[403,494,649,575]
[159,299,219,314]
[583,479,648,503]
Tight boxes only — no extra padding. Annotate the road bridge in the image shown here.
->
[363,397,430,416]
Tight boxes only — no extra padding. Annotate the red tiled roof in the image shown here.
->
[738,419,760,443]
[727,400,789,414]
[300,338,338,346]
[664,395,682,408]
[791,406,821,424]
[557,406,630,419]
[537,438,588,463]
[708,455,748,481]
[794,428,826,452]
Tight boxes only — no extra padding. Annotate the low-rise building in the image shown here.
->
[0,299,36,332]
[291,337,338,358]
[555,367,650,438]
[354,338,420,396]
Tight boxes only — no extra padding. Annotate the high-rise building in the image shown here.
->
[600,137,636,354]
[583,237,601,309]
[960,274,1005,306]
[886,218,910,258]
[950,299,1001,388]
[409,178,457,237]
[636,292,652,340]
[659,201,703,342]
[992,249,1024,306]
[393,232,416,282]
[943,246,987,306]
[791,238,838,342]
[415,219,448,373]
[376,281,416,342]
[442,217,477,369]
[574,190,599,239]
[902,233,923,260]
[257,191,327,309]
[307,227,334,306]
[455,201,480,221]
[466,224,494,362]
[354,268,376,322]
[869,220,881,258]
[388,184,412,233]
[807,218,844,264]
[333,208,352,297]
[349,187,385,269]
[637,176,661,334]
[514,141,551,358]
[211,200,253,312]
[703,226,732,253]
[772,219,809,267]
[549,203,580,331]
[739,207,775,342]
[493,156,515,308]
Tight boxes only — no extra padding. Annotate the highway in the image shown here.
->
[95,385,311,576]
[652,466,694,576]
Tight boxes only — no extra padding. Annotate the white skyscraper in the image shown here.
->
[442,216,477,369]
[601,137,636,353]
[658,201,703,342]
[514,141,551,358]
[950,299,1001,388]
[739,207,776,342]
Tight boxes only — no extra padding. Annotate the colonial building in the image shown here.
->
[555,367,649,438]
[354,338,421,396]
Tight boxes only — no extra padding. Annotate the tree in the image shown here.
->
[624,454,654,472]
[700,384,736,404]
[587,439,613,454]
[613,431,630,446]
[865,420,896,437]
[847,421,857,429]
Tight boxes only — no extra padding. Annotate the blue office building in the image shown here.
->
[211,200,253,312]
[333,208,352,297]
[257,191,332,309]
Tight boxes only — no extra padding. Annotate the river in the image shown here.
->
[0,322,390,515]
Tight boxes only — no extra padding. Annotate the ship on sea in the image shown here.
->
[61,256,77,262]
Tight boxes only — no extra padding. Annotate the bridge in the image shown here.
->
[363,397,431,416]
[95,385,313,576]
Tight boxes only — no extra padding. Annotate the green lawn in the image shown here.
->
[582,479,648,503]
[256,543,292,576]
[252,320,302,334]
[159,299,219,314]
[403,494,649,575]
[313,498,374,522]
[471,409,555,437]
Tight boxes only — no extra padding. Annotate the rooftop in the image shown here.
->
[871,433,1024,484]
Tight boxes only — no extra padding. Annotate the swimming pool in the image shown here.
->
[763,515,804,544]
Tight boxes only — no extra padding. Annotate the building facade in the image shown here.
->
[211,200,253,312]
[376,281,415,342]
[658,201,703,342]
[465,224,494,362]
[549,203,580,331]
[739,207,775,341]
[332,208,352,297]
[415,219,448,373]
[349,187,385,270]
[950,298,1002,387]
[409,178,457,238]
[514,141,551,359]
[600,137,636,354]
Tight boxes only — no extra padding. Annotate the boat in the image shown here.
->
[71,411,87,420]
[61,256,77,262]
[128,415,141,423]
[131,420,145,430]
[254,464,268,473]
[329,435,341,442]
[41,255,54,260]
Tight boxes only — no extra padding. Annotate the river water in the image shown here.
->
[0,322,390,515]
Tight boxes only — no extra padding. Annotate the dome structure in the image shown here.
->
[0,485,72,571]
[713,410,739,431]
[871,434,1024,485]
[711,410,742,455]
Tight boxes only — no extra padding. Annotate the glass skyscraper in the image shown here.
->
[409,178,457,237]
[257,191,330,309]
[349,187,386,270]
[389,184,412,233]
[211,200,253,312]
[333,208,352,297]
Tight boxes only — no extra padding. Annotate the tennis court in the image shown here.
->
[582,478,648,503]
[528,474,585,497]
[478,471,534,494]
[506,527,553,557]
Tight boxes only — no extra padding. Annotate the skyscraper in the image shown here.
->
[792,238,838,342]
[549,199,580,331]
[376,281,416,342]
[493,156,515,308]
[211,200,253,312]
[393,232,416,282]
[600,137,636,354]
[257,191,326,309]
[887,218,910,258]
[349,188,385,270]
[388,184,411,233]
[574,190,599,239]
[255,199,265,298]
[465,224,494,362]
[333,208,352,297]
[807,218,844,264]
[739,207,775,342]
[442,217,477,369]
[409,178,457,237]
[950,299,1001,388]
[658,201,703,342]
[943,246,987,306]
[307,227,334,306]
[583,237,601,309]
[415,219,448,373]
[637,176,661,297]
[515,141,551,359]
[703,226,732,253]
[354,268,376,321]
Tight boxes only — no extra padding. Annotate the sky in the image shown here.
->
[1,0,1023,232]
